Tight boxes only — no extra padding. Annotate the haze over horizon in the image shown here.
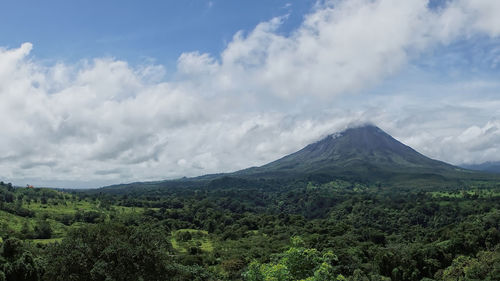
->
[2,0,500,188]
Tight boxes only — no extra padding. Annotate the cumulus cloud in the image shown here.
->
[1,0,500,187]
[178,0,500,99]
[0,43,354,187]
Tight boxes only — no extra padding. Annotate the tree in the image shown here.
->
[5,252,43,281]
[20,221,34,239]
[0,238,44,281]
[440,249,500,280]
[243,237,344,281]
[34,220,52,239]
[44,223,181,281]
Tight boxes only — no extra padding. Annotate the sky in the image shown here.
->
[1,0,500,188]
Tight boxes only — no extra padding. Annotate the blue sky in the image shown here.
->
[1,0,500,188]
[0,1,314,66]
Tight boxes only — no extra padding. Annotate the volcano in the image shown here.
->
[234,125,471,184]
[104,125,488,191]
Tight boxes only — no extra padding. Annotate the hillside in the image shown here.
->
[1,127,500,281]
[102,125,494,193]
[234,125,474,183]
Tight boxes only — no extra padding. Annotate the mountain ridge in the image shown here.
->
[461,161,500,174]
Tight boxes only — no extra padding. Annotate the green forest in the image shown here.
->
[0,178,499,281]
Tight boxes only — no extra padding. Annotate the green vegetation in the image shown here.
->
[0,184,148,244]
[1,127,500,280]
[243,237,347,281]
[1,178,499,280]
[171,229,214,253]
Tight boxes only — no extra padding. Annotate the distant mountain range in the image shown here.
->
[102,125,496,191]
[460,161,500,174]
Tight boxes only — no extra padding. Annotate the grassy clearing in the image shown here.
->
[110,205,157,214]
[1,199,145,240]
[429,189,500,199]
[26,200,95,216]
[0,210,69,239]
[170,229,214,253]
[0,210,34,232]
[29,238,63,244]
[0,191,158,243]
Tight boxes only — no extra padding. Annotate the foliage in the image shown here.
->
[0,178,499,280]
[242,237,344,281]
[0,238,44,281]
[43,223,177,281]
[439,248,500,280]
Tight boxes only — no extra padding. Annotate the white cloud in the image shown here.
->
[1,0,500,187]
[394,119,500,166]
[438,0,500,38]
[174,0,500,99]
